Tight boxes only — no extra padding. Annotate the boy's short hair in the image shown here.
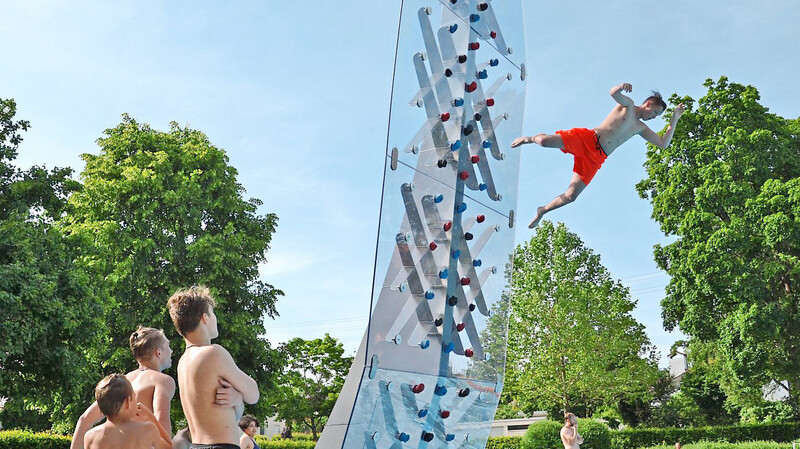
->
[129,326,166,360]
[238,414,260,430]
[95,374,134,417]
[645,90,667,112]
[168,286,216,336]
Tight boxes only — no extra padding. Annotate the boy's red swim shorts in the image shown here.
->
[556,127,608,185]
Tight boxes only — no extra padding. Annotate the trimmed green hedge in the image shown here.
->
[0,430,71,449]
[490,436,527,449]
[611,422,800,449]
[255,436,316,449]
[643,442,795,449]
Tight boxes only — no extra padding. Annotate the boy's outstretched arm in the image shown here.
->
[70,401,104,449]
[610,83,635,107]
[639,103,687,148]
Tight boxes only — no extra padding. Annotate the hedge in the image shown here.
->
[611,422,800,449]
[0,430,71,449]
[643,442,796,449]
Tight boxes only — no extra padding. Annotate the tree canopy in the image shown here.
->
[637,76,800,414]
[490,221,660,418]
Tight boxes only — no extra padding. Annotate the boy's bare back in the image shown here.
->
[84,420,163,449]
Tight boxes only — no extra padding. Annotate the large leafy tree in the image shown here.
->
[0,98,103,431]
[491,221,660,417]
[269,334,352,440]
[636,77,800,413]
[62,115,283,417]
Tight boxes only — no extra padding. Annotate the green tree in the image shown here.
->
[492,221,660,417]
[636,77,800,414]
[0,98,104,431]
[61,115,283,418]
[269,334,352,441]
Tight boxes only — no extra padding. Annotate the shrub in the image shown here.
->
[643,442,794,449]
[610,422,800,449]
[522,420,563,449]
[0,430,71,449]
[254,435,316,449]
[489,436,524,449]
[579,419,612,449]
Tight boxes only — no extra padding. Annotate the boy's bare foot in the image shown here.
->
[529,206,546,228]
[511,133,546,148]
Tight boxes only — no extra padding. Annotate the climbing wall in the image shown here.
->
[317,1,526,448]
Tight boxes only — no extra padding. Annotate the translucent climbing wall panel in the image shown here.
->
[317,1,526,448]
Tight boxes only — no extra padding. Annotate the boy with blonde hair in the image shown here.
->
[83,374,172,449]
[169,286,259,449]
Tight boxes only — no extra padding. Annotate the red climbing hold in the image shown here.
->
[429,241,438,251]
[412,383,425,394]
[465,348,474,357]
[471,155,480,163]
[465,81,477,92]
[441,410,451,419]
[469,42,480,51]
[443,221,452,232]
[490,31,497,39]
[477,214,486,223]
[486,98,495,107]
[456,323,466,332]
[460,277,471,285]
[441,112,450,122]
[459,170,469,180]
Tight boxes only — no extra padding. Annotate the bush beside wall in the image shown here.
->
[0,430,70,449]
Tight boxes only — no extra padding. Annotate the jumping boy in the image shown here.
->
[82,374,172,449]
[70,327,176,449]
[512,83,686,227]
[168,286,260,449]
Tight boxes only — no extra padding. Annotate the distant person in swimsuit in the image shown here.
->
[238,415,262,449]
[169,286,259,449]
[512,83,687,228]
[70,327,175,449]
[560,412,584,449]
[82,374,172,449]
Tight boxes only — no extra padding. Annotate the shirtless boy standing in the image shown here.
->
[168,286,260,449]
[83,374,172,449]
[512,83,687,227]
[71,327,175,449]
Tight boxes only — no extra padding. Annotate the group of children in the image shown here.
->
[71,286,261,449]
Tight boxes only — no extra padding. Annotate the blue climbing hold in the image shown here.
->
[398,433,410,442]
[452,249,460,259]
[479,183,487,191]
[434,385,448,396]
[470,14,480,22]
[449,23,458,33]
[443,342,455,353]
[446,434,456,442]
[477,69,488,79]
[425,291,434,300]
[439,268,448,279]
[490,58,499,66]
[420,339,430,349]
[483,140,491,149]
[453,97,464,107]
[457,203,467,213]
[473,259,482,267]
[450,140,462,151]
[434,194,444,203]
[418,409,429,418]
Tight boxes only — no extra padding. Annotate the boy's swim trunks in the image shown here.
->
[556,127,608,185]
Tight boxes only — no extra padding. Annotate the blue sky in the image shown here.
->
[2,1,798,367]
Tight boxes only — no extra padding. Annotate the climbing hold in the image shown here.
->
[479,183,487,191]
[458,55,467,63]
[434,317,444,327]
[470,14,480,22]
[443,221,452,232]
[477,69,488,79]
[445,68,453,77]
[439,268,449,279]
[429,241,437,251]
[450,0,457,4]
[398,432,410,442]
[469,42,480,51]
[441,112,450,122]
[490,30,497,39]
[446,434,456,442]
[472,259,482,267]
[464,232,473,240]
[478,3,489,11]
[483,140,492,149]
[449,23,458,33]
[456,322,466,332]
[474,113,482,121]
[435,384,448,396]
[420,339,430,349]
[452,249,461,259]
[437,159,447,168]
[457,202,467,213]
[465,81,477,92]
[460,277,471,285]
[463,124,474,135]
[465,348,474,357]
[459,171,469,181]
[489,58,499,67]
[486,98,495,106]
[434,194,444,203]
[411,383,425,394]
[425,291,435,300]
[477,214,486,223]
[459,388,471,397]
[468,303,476,311]
[450,140,462,151]
[443,342,454,353]
[422,431,434,442]
[471,155,480,163]
[452,97,464,107]
[448,296,458,306]
[441,410,451,419]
